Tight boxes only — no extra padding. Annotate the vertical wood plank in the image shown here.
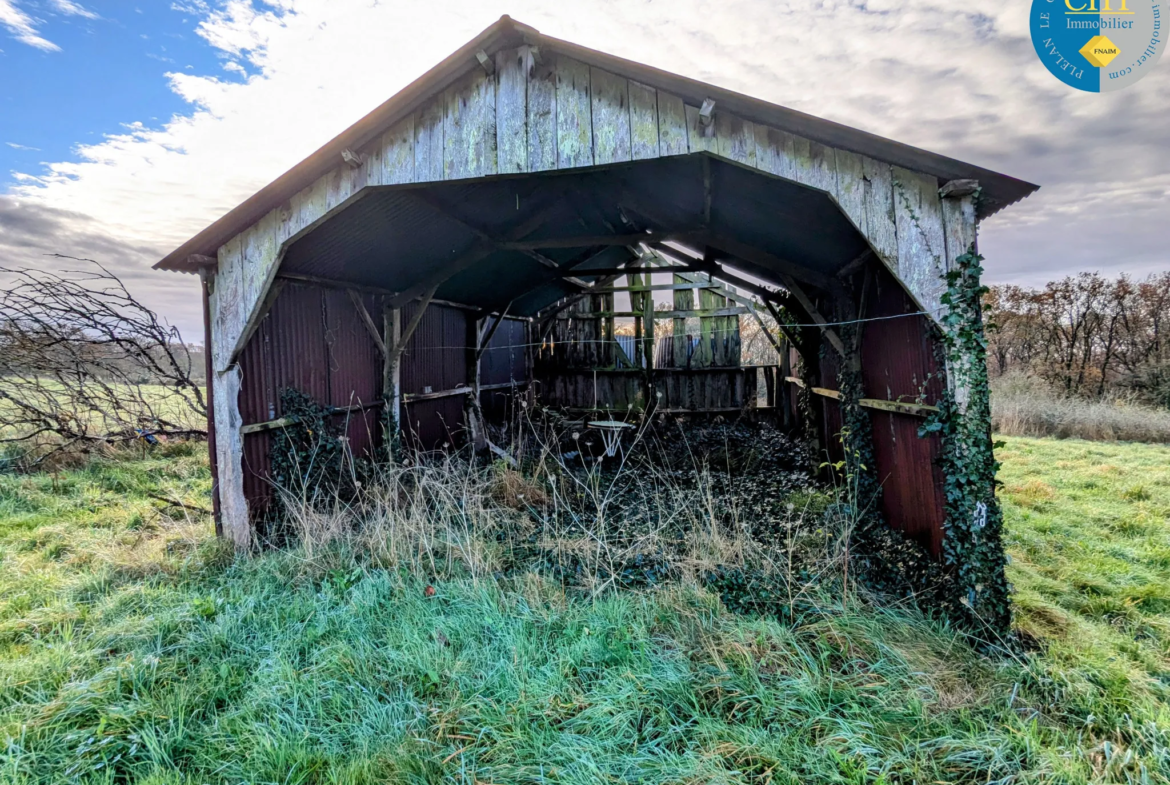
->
[591,67,631,165]
[941,191,978,270]
[362,137,382,187]
[443,69,497,180]
[628,272,644,368]
[527,51,557,172]
[940,191,979,410]
[834,149,866,232]
[629,81,659,160]
[893,166,948,317]
[325,166,355,212]
[685,104,717,153]
[861,156,898,266]
[673,273,691,367]
[753,125,795,178]
[414,96,445,183]
[715,112,756,166]
[556,56,593,169]
[380,114,416,185]
[808,141,838,196]
[657,92,688,156]
[496,46,528,175]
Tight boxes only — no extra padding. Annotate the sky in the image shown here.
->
[0,0,1166,341]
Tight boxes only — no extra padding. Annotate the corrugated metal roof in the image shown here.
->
[155,15,1038,272]
[278,156,866,316]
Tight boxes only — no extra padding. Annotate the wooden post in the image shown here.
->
[673,273,691,368]
[642,272,656,407]
[629,271,644,369]
[383,302,402,458]
[466,317,487,451]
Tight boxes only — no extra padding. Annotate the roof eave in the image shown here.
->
[156,14,1039,273]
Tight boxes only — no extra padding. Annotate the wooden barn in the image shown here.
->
[155,16,1038,566]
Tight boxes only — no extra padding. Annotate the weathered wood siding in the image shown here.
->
[211,48,966,376]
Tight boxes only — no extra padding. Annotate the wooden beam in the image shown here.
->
[388,204,560,308]
[348,289,386,356]
[764,299,804,354]
[596,282,723,293]
[278,272,397,297]
[389,285,438,363]
[241,400,384,435]
[475,306,510,360]
[403,381,522,404]
[836,249,875,280]
[384,304,402,451]
[777,275,846,357]
[859,398,939,417]
[701,233,832,290]
[939,179,980,199]
[781,376,938,416]
[558,265,697,277]
[555,307,748,319]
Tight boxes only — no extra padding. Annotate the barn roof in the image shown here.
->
[156,15,1038,274]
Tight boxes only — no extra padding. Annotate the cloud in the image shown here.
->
[48,0,98,19]
[5,0,1168,336]
[0,196,201,337]
[0,0,60,50]
[6,142,41,151]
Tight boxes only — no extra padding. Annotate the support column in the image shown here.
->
[212,364,250,551]
[940,180,980,413]
[383,303,402,459]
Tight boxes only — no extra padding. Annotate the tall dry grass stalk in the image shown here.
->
[991,373,1170,443]
[272,422,852,608]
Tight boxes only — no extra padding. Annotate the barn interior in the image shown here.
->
[231,152,950,559]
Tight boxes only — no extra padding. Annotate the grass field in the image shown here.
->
[1,437,1169,783]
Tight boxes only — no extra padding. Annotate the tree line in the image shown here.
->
[985,271,1170,407]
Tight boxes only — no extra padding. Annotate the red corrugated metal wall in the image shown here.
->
[398,301,469,451]
[236,283,383,517]
[809,266,948,556]
[234,291,510,518]
[859,268,947,556]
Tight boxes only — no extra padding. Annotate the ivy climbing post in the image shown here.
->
[921,249,1012,636]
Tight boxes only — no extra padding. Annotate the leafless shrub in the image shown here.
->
[0,258,207,468]
[991,373,1170,443]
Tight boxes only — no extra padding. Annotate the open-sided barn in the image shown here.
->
[156,16,1037,627]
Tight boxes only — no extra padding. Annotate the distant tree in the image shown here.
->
[985,271,1170,405]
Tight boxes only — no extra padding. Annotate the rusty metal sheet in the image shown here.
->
[235,282,386,518]
[859,266,947,557]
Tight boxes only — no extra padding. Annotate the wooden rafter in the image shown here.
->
[389,284,439,363]
[777,274,846,357]
[347,289,387,356]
